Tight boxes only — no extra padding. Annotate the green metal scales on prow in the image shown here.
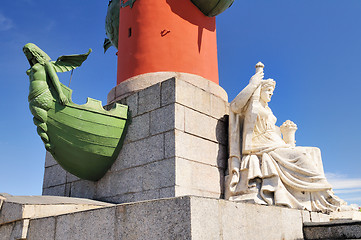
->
[24,43,129,181]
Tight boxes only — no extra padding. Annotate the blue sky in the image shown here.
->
[0,1,360,206]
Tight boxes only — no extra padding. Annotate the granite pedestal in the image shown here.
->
[42,73,229,204]
[1,195,329,240]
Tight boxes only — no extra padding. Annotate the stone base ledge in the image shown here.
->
[107,72,228,104]
[0,196,340,240]
[303,220,361,240]
[331,210,361,221]
[0,194,112,225]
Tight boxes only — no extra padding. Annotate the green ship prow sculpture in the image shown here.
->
[23,43,129,181]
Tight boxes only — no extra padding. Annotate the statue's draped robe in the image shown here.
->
[226,84,345,213]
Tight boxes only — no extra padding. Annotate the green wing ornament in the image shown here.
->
[51,49,92,73]
[23,43,129,181]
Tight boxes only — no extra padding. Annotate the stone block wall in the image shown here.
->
[42,75,229,203]
[22,196,312,240]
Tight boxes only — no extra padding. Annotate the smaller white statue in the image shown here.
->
[225,62,350,213]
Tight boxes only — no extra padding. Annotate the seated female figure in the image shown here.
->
[225,65,347,213]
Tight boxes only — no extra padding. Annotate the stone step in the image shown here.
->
[303,220,361,239]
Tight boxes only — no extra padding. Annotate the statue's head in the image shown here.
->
[260,79,276,103]
[23,43,51,66]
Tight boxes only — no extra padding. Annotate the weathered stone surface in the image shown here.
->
[175,186,221,199]
[111,133,164,172]
[331,210,361,221]
[150,104,175,135]
[4,196,346,240]
[0,195,111,206]
[27,217,55,240]
[176,79,211,115]
[210,93,229,120]
[0,222,14,240]
[130,189,160,203]
[303,220,361,240]
[43,164,67,188]
[302,210,311,222]
[55,207,115,240]
[218,199,304,240]
[142,158,175,191]
[107,72,228,104]
[116,197,192,240]
[191,197,221,239]
[97,158,175,200]
[175,130,227,168]
[138,83,161,115]
[65,183,71,197]
[0,202,23,225]
[310,211,330,222]
[175,157,223,195]
[164,130,175,159]
[148,103,185,135]
[184,107,220,143]
[97,193,134,204]
[160,77,176,106]
[0,196,112,225]
[65,171,80,183]
[159,186,175,198]
[45,151,57,167]
[124,112,150,143]
[8,220,29,240]
[175,103,185,131]
[70,180,96,199]
[42,184,66,196]
[122,91,138,117]
[96,167,144,199]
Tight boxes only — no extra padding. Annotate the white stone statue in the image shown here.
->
[225,62,349,213]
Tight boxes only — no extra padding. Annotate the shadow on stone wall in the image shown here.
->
[216,114,228,199]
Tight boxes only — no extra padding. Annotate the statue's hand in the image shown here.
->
[280,120,297,147]
[249,71,264,87]
[59,93,69,105]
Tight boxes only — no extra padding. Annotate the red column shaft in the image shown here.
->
[117,0,219,84]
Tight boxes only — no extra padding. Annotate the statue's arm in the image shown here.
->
[230,71,263,114]
[45,62,68,105]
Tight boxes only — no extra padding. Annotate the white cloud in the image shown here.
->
[0,13,14,31]
[334,188,361,194]
[326,173,361,189]
[343,196,361,202]
[326,173,361,205]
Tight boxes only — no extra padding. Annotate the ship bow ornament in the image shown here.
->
[24,43,129,181]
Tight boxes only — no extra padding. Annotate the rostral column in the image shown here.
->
[117,0,226,85]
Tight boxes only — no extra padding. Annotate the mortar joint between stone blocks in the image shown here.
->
[177,102,228,123]
[180,130,227,147]
[176,156,225,170]
[122,130,166,148]
[108,156,175,176]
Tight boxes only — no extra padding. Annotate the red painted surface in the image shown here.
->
[117,0,219,84]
